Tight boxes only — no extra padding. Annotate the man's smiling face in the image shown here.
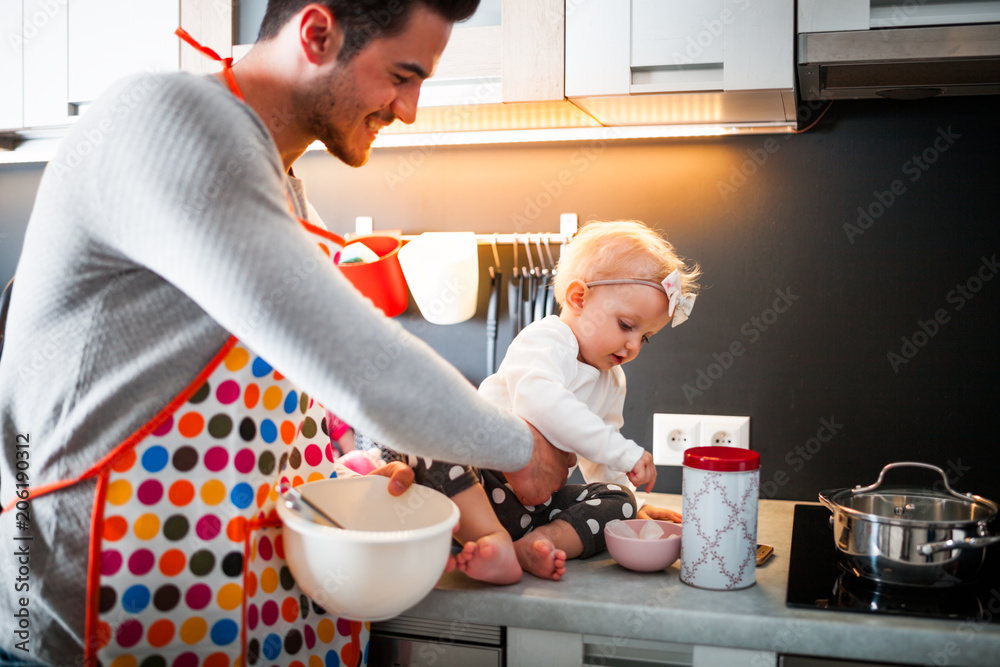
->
[302,5,451,166]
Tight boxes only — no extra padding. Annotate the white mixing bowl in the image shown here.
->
[276,475,460,621]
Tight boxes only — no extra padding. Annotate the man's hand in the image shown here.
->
[370,461,415,496]
[369,461,459,573]
[504,422,577,506]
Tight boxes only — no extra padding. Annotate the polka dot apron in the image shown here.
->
[9,31,375,667]
[86,329,368,667]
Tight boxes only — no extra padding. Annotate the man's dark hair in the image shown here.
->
[257,0,481,61]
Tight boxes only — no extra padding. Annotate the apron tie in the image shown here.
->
[175,27,244,101]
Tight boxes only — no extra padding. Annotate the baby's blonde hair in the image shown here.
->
[552,220,700,307]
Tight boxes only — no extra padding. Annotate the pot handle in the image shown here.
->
[919,535,1000,555]
[818,493,837,512]
[853,462,974,503]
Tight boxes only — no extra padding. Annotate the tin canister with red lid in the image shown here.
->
[680,446,760,590]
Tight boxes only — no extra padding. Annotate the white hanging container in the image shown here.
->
[398,232,479,325]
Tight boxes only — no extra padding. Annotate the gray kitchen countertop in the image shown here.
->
[396,494,1000,666]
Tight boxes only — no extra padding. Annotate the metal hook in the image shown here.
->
[511,234,519,277]
[543,236,556,272]
[534,236,550,274]
[490,234,501,270]
[521,235,536,274]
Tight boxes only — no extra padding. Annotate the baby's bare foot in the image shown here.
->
[515,536,567,581]
[456,534,522,585]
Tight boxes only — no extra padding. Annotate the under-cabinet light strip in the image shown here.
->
[346,232,572,245]
[303,123,796,153]
[352,214,580,240]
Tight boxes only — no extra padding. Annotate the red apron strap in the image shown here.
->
[175,26,244,101]
[298,217,346,248]
[241,512,284,656]
[174,29,332,231]
[83,466,111,666]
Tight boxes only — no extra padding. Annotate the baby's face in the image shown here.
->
[573,283,673,371]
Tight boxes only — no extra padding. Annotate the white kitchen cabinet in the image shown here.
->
[0,0,25,131]
[22,0,68,128]
[232,0,564,109]
[564,0,796,127]
[67,0,180,110]
[8,0,231,131]
[230,0,598,138]
[567,0,793,96]
[380,0,601,138]
[631,0,728,93]
[799,0,1000,32]
[419,0,564,107]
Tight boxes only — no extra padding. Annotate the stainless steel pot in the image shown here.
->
[818,462,1000,588]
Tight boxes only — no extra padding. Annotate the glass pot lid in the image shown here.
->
[819,462,998,526]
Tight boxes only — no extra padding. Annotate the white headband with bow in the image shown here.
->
[585,269,696,327]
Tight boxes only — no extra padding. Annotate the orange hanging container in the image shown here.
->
[338,234,409,317]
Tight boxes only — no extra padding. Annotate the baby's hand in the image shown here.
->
[626,451,657,493]
[638,504,682,522]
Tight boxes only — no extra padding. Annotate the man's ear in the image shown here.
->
[563,279,588,313]
[298,4,342,65]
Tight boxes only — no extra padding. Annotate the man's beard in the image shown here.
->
[300,68,370,168]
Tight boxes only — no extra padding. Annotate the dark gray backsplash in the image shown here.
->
[2,96,998,501]
[0,162,45,287]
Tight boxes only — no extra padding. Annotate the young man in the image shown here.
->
[0,2,574,664]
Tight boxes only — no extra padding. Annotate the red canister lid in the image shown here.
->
[683,446,760,472]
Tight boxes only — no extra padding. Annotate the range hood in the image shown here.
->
[798,23,1000,100]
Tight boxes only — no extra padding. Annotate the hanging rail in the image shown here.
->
[352,213,579,243]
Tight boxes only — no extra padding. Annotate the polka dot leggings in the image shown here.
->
[381,448,637,559]
[477,469,636,559]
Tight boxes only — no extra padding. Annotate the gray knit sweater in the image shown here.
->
[0,72,530,665]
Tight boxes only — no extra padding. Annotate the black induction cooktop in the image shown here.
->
[785,503,1000,623]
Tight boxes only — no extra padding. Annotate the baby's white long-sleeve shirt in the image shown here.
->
[479,316,646,484]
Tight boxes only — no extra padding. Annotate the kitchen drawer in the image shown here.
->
[369,616,504,666]
[369,634,502,666]
[780,656,921,667]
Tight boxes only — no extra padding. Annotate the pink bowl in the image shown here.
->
[605,520,682,572]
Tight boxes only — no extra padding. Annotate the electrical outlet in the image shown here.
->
[652,414,750,466]
[653,414,701,466]
[702,415,750,449]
